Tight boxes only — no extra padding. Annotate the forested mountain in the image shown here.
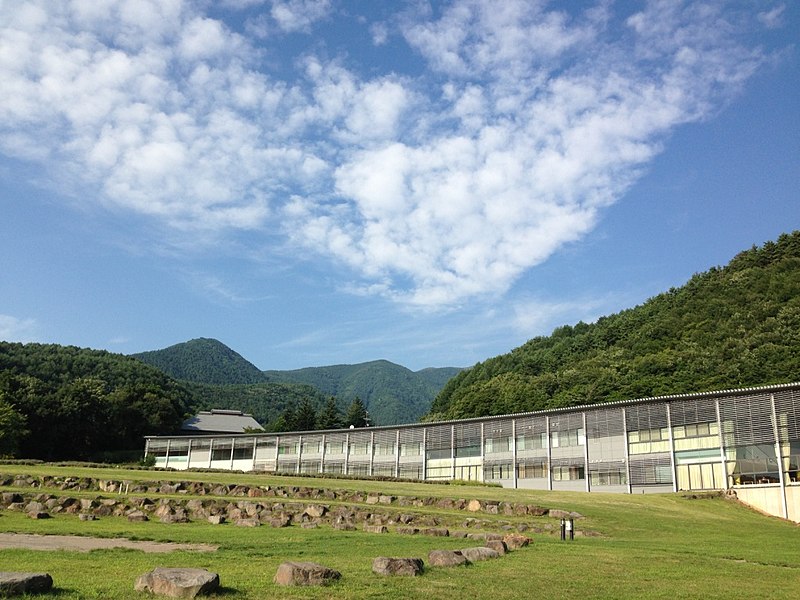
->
[134,338,461,426]
[0,342,190,460]
[265,361,462,425]
[184,381,329,428]
[429,232,800,421]
[132,338,267,384]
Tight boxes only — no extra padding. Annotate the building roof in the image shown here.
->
[181,409,264,433]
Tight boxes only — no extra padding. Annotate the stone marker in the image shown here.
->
[427,550,468,567]
[460,547,500,562]
[372,557,424,576]
[273,562,341,586]
[134,567,219,598]
[0,572,53,596]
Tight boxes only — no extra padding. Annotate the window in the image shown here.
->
[628,428,671,455]
[373,443,395,456]
[516,433,547,451]
[349,442,369,456]
[373,464,395,477]
[300,460,320,474]
[426,466,452,480]
[323,463,343,474]
[552,465,585,481]
[484,463,514,480]
[484,437,511,453]
[302,441,321,454]
[277,443,298,455]
[551,428,585,448]
[455,444,481,458]
[399,465,422,479]
[325,441,346,455]
[211,447,232,461]
[400,443,421,456]
[590,469,627,486]
[426,448,451,460]
[232,446,253,460]
[348,464,370,476]
[517,462,547,479]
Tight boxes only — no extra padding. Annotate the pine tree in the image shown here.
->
[344,397,369,428]
[294,397,317,431]
[316,396,342,430]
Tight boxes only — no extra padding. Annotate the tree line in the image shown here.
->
[269,396,369,432]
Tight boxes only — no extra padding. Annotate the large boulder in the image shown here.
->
[273,562,341,586]
[372,557,424,576]
[134,567,220,598]
[0,572,53,596]
[427,550,468,567]
[503,533,532,550]
[460,547,500,562]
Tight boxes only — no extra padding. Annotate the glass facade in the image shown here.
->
[145,383,800,518]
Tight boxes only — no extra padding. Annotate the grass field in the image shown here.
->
[0,464,798,599]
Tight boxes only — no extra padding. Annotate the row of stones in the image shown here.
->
[4,491,576,537]
[1,540,529,599]
[1,473,565,517]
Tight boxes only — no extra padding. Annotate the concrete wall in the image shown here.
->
[735,484,800,523]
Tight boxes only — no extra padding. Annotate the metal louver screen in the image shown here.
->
[629,454,672,485]
[625,404,668,432]
[718,393,775,446]
[586,408,624,439]
[550,413,583,432]
[515,417,546,436]
[774,389,800,443]
[454,423,481,446]
[485,419,512,438]
[425,425,452,450]
[669,398,717,427]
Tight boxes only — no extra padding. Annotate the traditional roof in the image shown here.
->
[181,409,263,434]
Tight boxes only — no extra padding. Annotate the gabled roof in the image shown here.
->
[181,409,263,433]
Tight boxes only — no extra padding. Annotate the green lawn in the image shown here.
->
[0,465,798,599]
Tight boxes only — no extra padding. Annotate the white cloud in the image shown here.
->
[0,1,773,308]
[758,5,785,29]
[0,315,39,342]
[270,0,332,33]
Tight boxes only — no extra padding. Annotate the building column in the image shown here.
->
[164,439,172,469]
[665,404,677,492]
[394,430,400,478]
[546,416,552,491]
[583,412,590,492]
[450,425,456,481]
[369,431,375,477]
[207,438,214,469]
[715,399,728,489]
[770,393,789,519]
[622,408,632,494]
[320,434,327,474]
[422,428,427,481]
[511,419,518,489]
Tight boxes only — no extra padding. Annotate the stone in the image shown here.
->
[466,499,482,512]
[127,510,149,522]
[503,533,532,549]
[79,513,97,521]
[548,509,571,519]
[363,525,388,534]
[134,568,220,598]
[486,540,507,555]
[427,550,468,567]
[422,527,449,537]
[395,527,419,535]
[234,518,260,527]
[372,557,424,577]
[378,495,394,504]
[303,504,327,518]
[273,562,341,586]
[207,515,225,525]
[0,572,53,596]
[27,511,50,520]
[460,547,500,562]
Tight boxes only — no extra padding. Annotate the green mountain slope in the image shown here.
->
[0,342,190,460]
[265,361,463,426]
[133,338,267,385]
[430,231,800,420]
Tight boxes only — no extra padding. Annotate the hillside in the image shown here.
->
[0,342,190,460]
[430,231,800,420]
[265,361,462,425]
[134,338,461,426]
[132,338,267,385]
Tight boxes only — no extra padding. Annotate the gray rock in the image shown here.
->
[273,562,341,586]
[127,510,149,522]
[207,515,225,525]
[0,572,53,596]
[372,557,424,576]
[486,540,507,555]
[460,547,500,562]
[363,524,388,534]
[503,533,532,549]
[427,550,468,567]
[134,567,219,598]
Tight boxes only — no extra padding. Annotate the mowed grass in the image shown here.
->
[0,464,798,599]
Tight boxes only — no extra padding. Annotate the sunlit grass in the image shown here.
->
[0,464,798,598]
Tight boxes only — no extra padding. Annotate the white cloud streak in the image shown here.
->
[0,315,39,342]
[0,0,775,308]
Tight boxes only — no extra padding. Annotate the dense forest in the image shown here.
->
[132,338,267,385]
[0,343,190,460]
[136,339,460,426]
[428,231,800,420]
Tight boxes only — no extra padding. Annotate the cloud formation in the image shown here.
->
[0,1,775,308]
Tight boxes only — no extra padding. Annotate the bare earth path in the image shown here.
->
[0,533,217,553]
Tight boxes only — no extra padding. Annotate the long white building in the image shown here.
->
[145,382,800,522]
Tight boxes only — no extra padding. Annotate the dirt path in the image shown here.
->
[0,533,217,553]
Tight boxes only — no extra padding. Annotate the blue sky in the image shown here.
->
[0,1,797,371]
